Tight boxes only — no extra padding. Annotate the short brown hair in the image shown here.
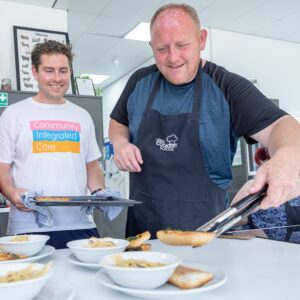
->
[31,40,73,70]
[150,3,201,31]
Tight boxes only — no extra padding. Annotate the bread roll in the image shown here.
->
[168,265,213,289]
[156,230,215,247]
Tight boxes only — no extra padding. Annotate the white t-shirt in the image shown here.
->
[0,98,101,234]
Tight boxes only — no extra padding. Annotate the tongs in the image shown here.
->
[196,185,267,237]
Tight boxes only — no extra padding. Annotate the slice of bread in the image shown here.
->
[156,230,215,247]
[127,231,151,248]
[168,265,213,289]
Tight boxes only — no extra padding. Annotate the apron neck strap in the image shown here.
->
[146,72,162,110]
[192,62,202,114]
[146,62,203,113]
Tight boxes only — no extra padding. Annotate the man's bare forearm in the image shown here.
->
[0,163,31,211]
[253,116,300,158]
[250,115,300,208]
[267,116,300,161]
[86,160,105,193]
[0,163,15,201]
[109,119,130,150]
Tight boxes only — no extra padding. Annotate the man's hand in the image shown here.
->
[250,116,300,209]
[109,119,143,172]
[113,142,143,172]
[10,188,33,212]
[249,149,300,209]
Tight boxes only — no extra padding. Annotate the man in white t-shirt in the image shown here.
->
[0,40,115,249]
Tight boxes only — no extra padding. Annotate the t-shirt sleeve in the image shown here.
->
[110,71,141,127]
[85,113,102,163]
[0,108,16,164]
[226,72,287,143]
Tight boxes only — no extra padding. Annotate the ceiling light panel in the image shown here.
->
[124,22,150,42]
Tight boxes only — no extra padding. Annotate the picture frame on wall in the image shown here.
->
[13,26,76,94]
[75,77,96,96]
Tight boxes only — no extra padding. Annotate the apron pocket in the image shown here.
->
[129,189,216,234]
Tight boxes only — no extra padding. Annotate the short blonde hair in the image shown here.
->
[150,3,201,31]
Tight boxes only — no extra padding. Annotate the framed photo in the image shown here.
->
[75,77,95,96]
[13,26,75,94]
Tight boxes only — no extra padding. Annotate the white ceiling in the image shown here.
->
[7,0,300,88]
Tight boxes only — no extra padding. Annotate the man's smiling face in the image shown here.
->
[150,8,207,85]
[32,53,70,104]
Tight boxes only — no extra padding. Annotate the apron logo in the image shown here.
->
[156,134,178,151]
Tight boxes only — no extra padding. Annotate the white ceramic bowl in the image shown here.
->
[0,235,49,257]
[0,262,53,300]
[100,251,181,289]
[67,238,130,263]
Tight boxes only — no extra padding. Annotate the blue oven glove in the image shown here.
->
[82,189,123,221]
[21,191,53,228]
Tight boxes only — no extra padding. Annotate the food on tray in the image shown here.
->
[0,263,51,283]
[0,252,28,261]
[168,265,213,289]
[9,235,30,242]
[126,231,151,251]
[85,237,116,248]
[156,229,215,247]
[35,197,71,201]
[112,254,166,268]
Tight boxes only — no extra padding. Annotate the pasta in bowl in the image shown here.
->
[67,237,130,263]
[0,235,49,257]
[99,251,181,289]
[0,262,53,300]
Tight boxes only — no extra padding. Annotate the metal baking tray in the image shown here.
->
[33,196,141,207]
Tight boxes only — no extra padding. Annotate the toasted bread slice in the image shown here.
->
[0,252,27,261]
[125,243,152,252]
[127,231,151,248]
[156,230,215,247]
[168,265,213,289]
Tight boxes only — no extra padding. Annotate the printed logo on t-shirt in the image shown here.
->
[156,134,178,151]
[30,120,81,154]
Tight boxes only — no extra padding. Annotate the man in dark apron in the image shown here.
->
[126,66,225,236]
[109,3,300,238]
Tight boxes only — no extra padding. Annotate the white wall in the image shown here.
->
[210,29,300,114]
[102,28,300,137]
[0,0,67,90]
[102,57,153,138]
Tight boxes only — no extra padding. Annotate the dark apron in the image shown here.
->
[126,64,226,237]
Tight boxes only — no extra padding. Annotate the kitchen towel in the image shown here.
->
[83,189,123,221]
[21,190,53,228]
